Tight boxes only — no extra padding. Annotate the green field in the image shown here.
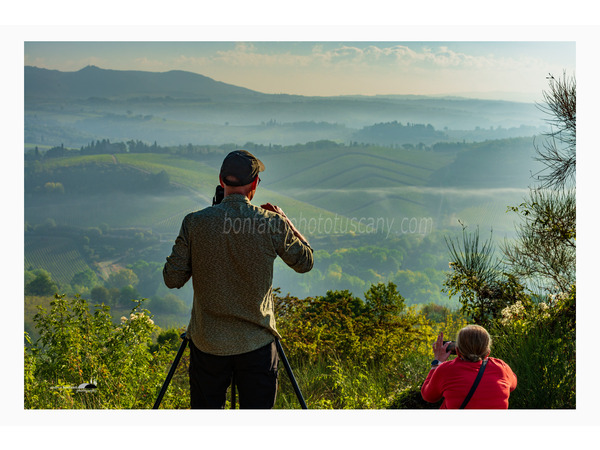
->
[115,152,387,230]
[253,145,522,236]
[25,236,90,286]
[26,152,380,237]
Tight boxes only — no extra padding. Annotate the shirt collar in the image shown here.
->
[222,193,251,204]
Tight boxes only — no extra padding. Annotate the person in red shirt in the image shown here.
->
[421,325,517,409]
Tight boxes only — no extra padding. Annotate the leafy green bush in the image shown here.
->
[273,282,446,409]
[491,285,575,408]
[25,294,188,409]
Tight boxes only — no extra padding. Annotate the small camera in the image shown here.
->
[443,340,457,355]
[212,185,224,206]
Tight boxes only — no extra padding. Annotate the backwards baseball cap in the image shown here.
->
[220,149,265,186]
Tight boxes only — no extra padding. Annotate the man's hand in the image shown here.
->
[261,203,310,246]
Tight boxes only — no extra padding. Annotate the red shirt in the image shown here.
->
[421,357,517,409]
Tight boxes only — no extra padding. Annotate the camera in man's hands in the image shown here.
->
[443,341,457,355]
[213,185,224,205]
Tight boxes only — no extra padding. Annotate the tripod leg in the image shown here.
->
[153,333,188,409]
[275,340,308,409]
[230,373,236,409]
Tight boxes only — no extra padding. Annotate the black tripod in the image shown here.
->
[152,333,307,409]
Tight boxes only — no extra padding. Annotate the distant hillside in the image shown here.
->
[24,65,546,148]
[24,65,263,100]
[428,137,539,188]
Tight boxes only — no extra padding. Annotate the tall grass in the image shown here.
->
[491,292,575,408]
[276,355,429,409]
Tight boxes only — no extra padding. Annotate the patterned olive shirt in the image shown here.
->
[163,194,314,356]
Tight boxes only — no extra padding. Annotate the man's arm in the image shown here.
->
[163,216,193,288]
[261,203,313,274]
[261,202,310,247]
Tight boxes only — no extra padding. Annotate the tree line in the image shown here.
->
[25,129,500,163]
[25,161,171,195]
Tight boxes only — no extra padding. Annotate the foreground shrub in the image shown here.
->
[491,285,575,408]
[274,283,457,409]
[25,294,188,409]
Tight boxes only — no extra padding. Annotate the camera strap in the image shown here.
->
[459,358,488,409]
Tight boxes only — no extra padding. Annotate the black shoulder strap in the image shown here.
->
[459,358,488,409]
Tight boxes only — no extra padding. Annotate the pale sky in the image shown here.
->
[24,41,575,102]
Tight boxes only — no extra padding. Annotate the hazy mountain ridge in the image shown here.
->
[25,65,262,100]
[25,65,547,148]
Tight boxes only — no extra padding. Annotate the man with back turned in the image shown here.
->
[163,149,313,409]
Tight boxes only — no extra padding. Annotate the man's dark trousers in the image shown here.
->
[188,339,279,409]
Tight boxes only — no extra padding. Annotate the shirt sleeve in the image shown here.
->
[271,216,314,274]
[163,215,193,289]
[501,360,518,392]
[421,366,444,404]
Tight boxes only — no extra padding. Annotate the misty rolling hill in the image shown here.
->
[25,65,546,148]
[24,139,543,306]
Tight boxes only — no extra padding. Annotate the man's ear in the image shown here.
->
[219,175,225,188]
[251,176,259,190]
